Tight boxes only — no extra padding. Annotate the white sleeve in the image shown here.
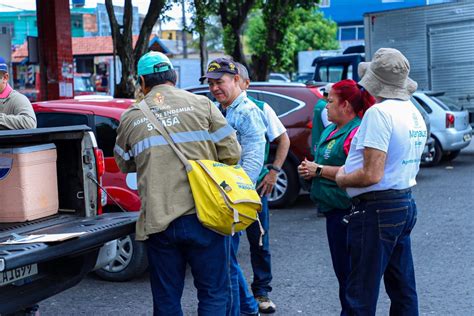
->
[356,107,392,153]
[321,108,331,128]
[263,103,286,142]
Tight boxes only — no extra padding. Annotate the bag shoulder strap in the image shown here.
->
[136,100,192,171]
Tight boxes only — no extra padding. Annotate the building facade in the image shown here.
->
[0,4,140,46]
[319,0,454,49]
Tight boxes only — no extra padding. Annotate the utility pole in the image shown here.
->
[181,0,188,58]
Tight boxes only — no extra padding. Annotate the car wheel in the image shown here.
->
[267,158,300,209]
[442,150,460,162]
[428,140,443,166]
[95,234,148,282]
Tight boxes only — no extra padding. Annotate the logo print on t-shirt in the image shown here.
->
[412,112,421,128]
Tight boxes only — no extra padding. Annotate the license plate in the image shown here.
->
[463,133,472,142]
[0,264,38,287]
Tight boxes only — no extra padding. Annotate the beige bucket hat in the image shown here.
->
[358,48,417,101]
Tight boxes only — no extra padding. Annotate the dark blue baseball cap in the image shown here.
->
[0,56,7,73]
[200,58,239,82]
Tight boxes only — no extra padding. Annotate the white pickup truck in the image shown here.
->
[0,126,138,314]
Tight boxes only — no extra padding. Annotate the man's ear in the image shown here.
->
[244,79,251,89]
[234,74,241,84]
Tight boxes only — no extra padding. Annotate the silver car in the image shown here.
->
[413,91,472,165]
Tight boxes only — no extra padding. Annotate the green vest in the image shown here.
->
[311,99,328,156]
[248,95,271,185]
[310,117,361,212]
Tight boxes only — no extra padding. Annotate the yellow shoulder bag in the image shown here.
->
[137,101,263,236]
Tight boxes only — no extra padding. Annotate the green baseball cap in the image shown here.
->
[137,51,174,76]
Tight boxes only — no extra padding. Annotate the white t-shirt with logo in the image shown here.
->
[344,99,427,197]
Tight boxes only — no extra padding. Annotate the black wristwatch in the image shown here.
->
[316,165,324,177]
[268,165,282,172]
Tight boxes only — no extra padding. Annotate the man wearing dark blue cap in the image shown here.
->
[0,56,36,130]
[202,57,267,316]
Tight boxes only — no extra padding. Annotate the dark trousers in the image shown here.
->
[325,208,351,316]
[146,214,229,316]
[346,190,419,316]
[230,233,258,316]
[246,195,272,297]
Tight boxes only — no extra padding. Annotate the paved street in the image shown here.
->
[41,142,474,315]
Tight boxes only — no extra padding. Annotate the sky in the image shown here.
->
[1,0,160,14]
[0,0,189,28]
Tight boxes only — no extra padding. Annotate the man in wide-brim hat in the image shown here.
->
[336,48,426,315]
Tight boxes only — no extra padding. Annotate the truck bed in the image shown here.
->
[0,126,138,313]
[0,213,138,313]
[0,212,138,272]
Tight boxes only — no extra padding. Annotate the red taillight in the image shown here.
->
[94,148,105,215]
[446,113,455,128]
[306,120,313,129]
[94,148,105,178]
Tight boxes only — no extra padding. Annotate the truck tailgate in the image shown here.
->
[0,212,138,272]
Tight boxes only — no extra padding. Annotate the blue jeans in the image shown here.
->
[246,195,272,297]
[228,233,258,316]
[325,208,351,316]
[346,190,419,316]
[146,214,229,316]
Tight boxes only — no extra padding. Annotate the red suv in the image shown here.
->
[33,97,146,282]
[186,82,323,207]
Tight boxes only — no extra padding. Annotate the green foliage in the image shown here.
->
[188,0,223,51]
[290,8,339,52]
[188,16,224,52]
[205,17,224,51]
[223,24,237,55]
[245,10,266,55]
[218,0,257,64]
[245,5,339,74]
[188,0,218,33]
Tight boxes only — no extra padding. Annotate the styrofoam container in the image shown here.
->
[0,143,59,222]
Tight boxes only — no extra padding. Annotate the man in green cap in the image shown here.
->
[114,51,241,315]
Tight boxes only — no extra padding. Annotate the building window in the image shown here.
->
[340,27,356,41]
[0,24,13,35]
[338,25,364,41]
[357,26,365,40]
[319,0,330,8]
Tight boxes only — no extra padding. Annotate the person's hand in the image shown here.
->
[257,170,278,197]
[298,158,318,180]
[335,165,346,188]
[298,159,308,177]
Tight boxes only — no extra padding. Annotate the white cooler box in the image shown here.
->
[0,143,59,222]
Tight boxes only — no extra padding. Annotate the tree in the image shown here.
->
[290,8,339,53]
[246,1,337,80]
[218,0,256,71]
[105,0,169,98]
[189,0,219,77]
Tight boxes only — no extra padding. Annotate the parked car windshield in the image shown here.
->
[432,95,463,111]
